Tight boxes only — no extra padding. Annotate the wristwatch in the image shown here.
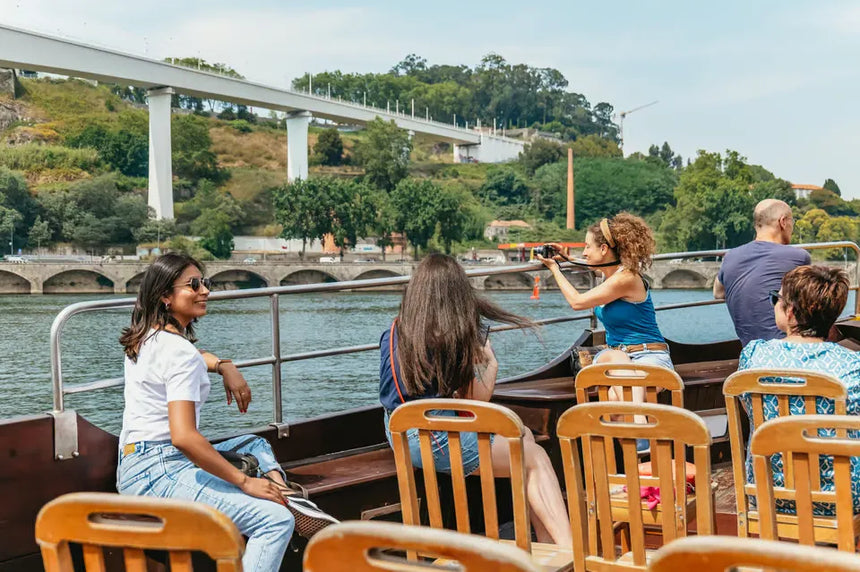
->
[215,358,233,375]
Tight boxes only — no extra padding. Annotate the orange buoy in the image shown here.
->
[530,275,541,300]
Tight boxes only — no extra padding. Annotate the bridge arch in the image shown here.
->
[210,269,268,291]
[280,270,338,286]
[544,271,593,290]
[483,272,534,290]
[126,272,147,294]
[0,269,31,293]
[352,269,405,291]
[661,269,707,289]
[43,269,114,294]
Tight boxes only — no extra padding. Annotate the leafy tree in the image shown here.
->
[172,115,226,183]
[647,142,683,170]
[569,134,622,158]
[532,157,676,228]
[823,178,841,196]
[0,207,22,254]
[817,216,857,259]
[480,166,531,206]
[519,138,564,174]
[66,125,148,177]
[809,188,852,216]
[28,216,51,251]
[134,218,177,245]
[355,118,412,191]
[435,185,469,254]
[0,168,37,248]
[192,208,234,259]
[312,128,344,166]
[272,178,335,258]
[165,235,215,261]
[328,179,376,257]
[391,179,443,258]
[368,190,397,261]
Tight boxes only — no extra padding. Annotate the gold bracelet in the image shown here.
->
[215,358,233,375]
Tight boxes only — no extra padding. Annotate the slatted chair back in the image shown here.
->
[723,369,847,538]
[557,402,713,571]
[387,399,531,553]
[647,535,860,572]
[35,492,244,572]
[303,521,539,572]
[575,363,685,471]
[750,414,860,552]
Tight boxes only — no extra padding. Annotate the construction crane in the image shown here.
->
[616,100,658,152]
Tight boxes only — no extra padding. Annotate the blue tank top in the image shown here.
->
[594,281,665,347]
[379,323,437,412]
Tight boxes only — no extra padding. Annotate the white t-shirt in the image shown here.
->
[119,329,211,446]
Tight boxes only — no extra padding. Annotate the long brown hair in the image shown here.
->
[587,212,656,273]
[119,253,203,361]
[396,253,535,398]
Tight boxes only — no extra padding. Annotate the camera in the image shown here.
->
[533,244,559,258]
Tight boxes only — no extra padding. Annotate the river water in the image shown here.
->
[2,290,849,438]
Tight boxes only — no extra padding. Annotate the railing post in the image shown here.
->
[588,271,598,329]
[271,293,283,424]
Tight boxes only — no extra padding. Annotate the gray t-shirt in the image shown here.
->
[718,241,810,347]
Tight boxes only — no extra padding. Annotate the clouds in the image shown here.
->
[0,0,857,195]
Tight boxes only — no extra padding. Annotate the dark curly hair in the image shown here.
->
[587,212,656,273]
[781,265,849,338]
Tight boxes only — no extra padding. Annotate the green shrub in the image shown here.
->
[0,144,101,172]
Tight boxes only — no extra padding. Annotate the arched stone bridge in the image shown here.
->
[1,260,850,294]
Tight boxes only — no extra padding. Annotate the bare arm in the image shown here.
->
[167,401,283,504]
[465,341,499,402]
[199,351,251,413]
[713,276,725,299]
[539,256,638,311]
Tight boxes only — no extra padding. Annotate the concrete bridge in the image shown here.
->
[0,260,741,294]
[0,24,524,219]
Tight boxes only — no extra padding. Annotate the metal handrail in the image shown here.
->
[49,242,860,419]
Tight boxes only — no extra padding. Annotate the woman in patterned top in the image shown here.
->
[739,265,860,515]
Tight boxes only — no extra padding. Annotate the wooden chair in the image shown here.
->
[750,414,860,551]
[557,402,714,571]
[723,368,851,541]
[388,398,573,571]
[35,492,244,572]
[303,520,540,571]
[648,535,860,572]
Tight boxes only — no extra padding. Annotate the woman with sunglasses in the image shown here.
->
[737,265,860,516]
[116,254,333,572]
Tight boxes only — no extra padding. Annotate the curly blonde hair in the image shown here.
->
[588,212,656,273]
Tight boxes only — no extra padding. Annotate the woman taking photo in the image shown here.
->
[539,213,671,451]
[117,253,334,572]
[379,253,572,546]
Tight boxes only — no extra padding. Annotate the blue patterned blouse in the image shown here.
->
[738,339,860,515]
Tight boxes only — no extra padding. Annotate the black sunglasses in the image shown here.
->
[175,277,212,292]
[768,289,782,306]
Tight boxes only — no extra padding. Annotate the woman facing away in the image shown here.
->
[379,253,573,546]
[538,213,672,451]
[117,253,335,572]
[739,265,860,515]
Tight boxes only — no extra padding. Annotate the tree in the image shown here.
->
[369,190,397,261]
[172,114,226,182]
[391,179,443,258]
[134,218,177,246]
[66,125,148,177]
[435,186,469,254]
[28,216,51,252]
[355,118,412,191]
[809,188,852,216]
[823,178,841,196]
[272,178,334,258]
[519,138,564,174]
[328,179,375,257]
[312,128,344,166]
[480,166,531,206]
[0,207,22,254]
[569,134,622,158]
[817,216,857,259]
[192,208,234,259]
[0,168,37,248]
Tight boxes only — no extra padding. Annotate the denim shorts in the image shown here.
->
[384,408,495,475]
[594,348,674,371]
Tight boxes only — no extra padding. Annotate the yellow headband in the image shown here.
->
[600,218,616,248]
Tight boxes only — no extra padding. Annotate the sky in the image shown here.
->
[2,0,858,197]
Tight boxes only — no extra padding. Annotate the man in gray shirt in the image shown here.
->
[714,199,810,347]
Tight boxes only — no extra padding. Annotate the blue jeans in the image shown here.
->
[384,409,494,475]
[116,435,294,572]
[595,348,674,370]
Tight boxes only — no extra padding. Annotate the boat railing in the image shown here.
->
[46,241,860,460]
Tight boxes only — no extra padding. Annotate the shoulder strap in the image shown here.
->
[390,319,406,404]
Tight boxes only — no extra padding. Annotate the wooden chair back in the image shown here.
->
[648,535,860,571]
[750,414,860,551]
[387,399,531,553]
[303,521,539,571]
[557,402,713,571]
[35,492,244,572]
[576,363,685,473]
[723,369,847,537]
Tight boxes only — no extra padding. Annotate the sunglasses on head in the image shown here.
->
[176,277,212,292]
[768,289,782,306]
